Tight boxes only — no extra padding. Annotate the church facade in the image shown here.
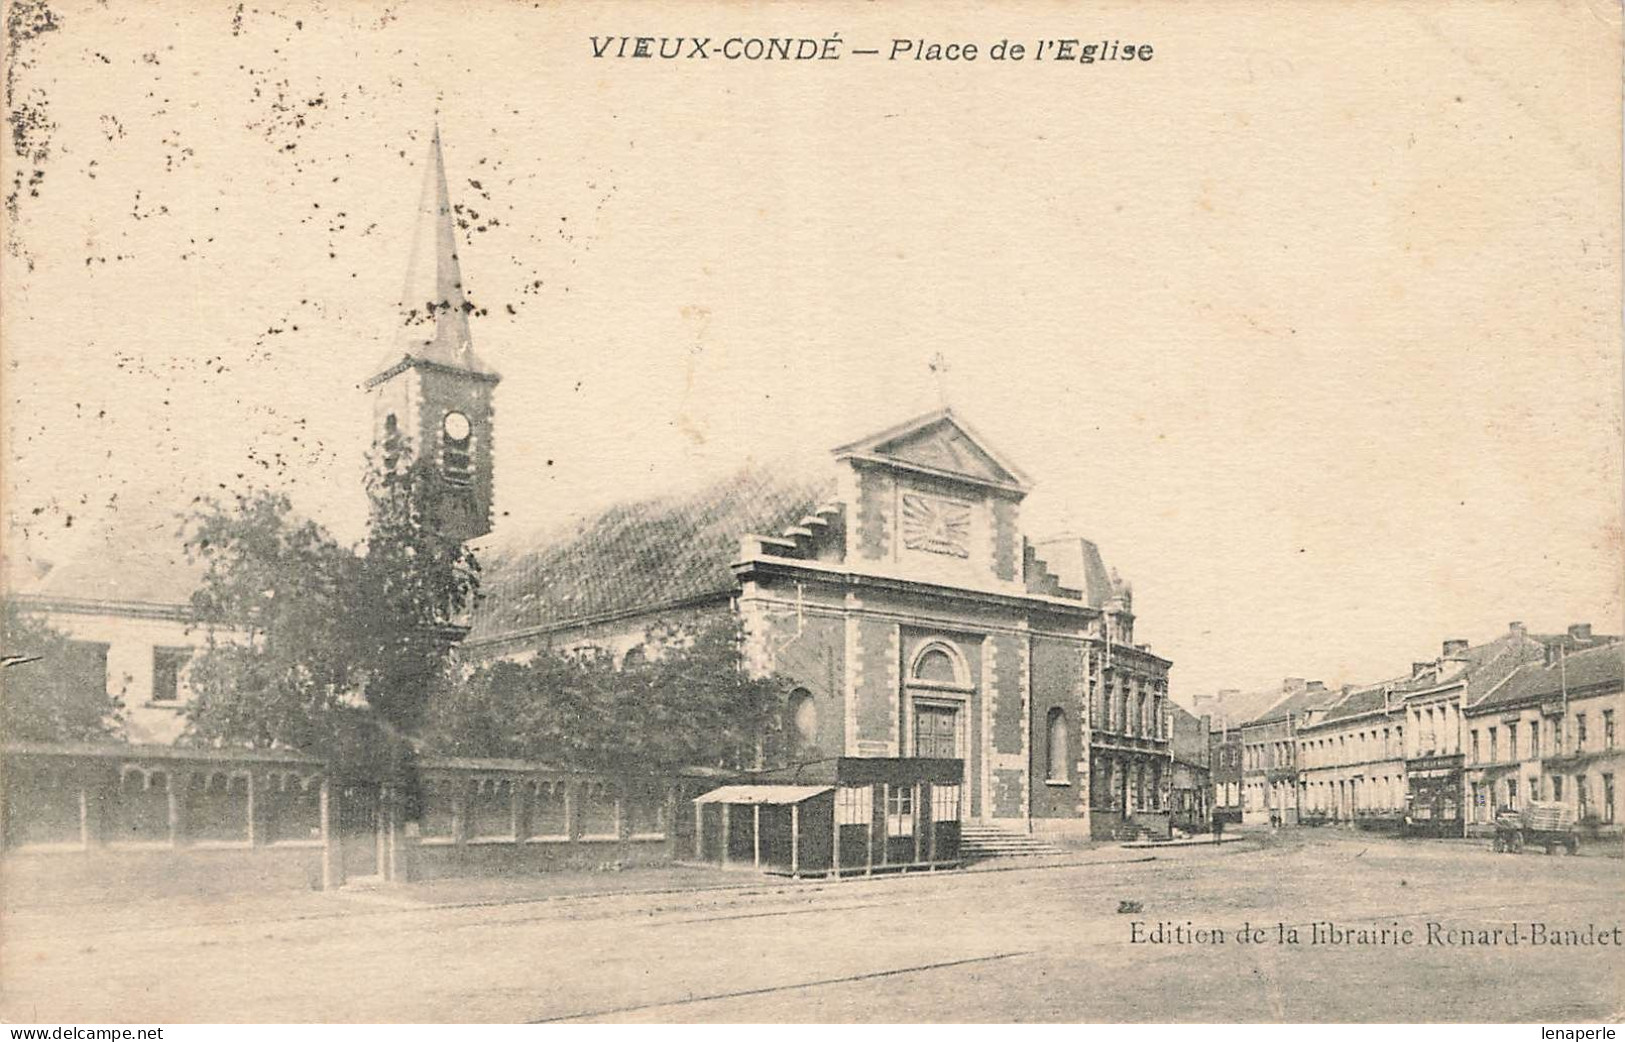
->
[462,410,1174,839]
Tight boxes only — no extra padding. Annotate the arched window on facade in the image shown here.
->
[381,413,401,473]
[787,689,818,753]
[1046,707,1068,783]
[913,647,958,685]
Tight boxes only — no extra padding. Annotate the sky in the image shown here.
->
[3,0,1621,700]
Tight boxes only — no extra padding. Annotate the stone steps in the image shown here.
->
[959,824,1068,860]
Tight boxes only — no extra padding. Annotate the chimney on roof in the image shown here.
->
[1438,638,1471,681]
[1509,621,1527,638]
[1283,677,1307,694]
[1569,623,1593,643]
[1412,661,1432,679]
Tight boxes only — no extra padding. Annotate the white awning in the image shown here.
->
[692,785,834,806]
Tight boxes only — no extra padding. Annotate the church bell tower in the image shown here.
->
[364,126,500,543]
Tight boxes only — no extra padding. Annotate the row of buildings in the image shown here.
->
[1202,623,1623,839]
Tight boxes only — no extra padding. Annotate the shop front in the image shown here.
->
[1404,753,1465,838]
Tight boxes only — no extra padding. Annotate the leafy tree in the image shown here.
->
[182,443,480,777]
[182,491,364,752]
[180,438,790,782]
[425,615,796,773]
[352,450,481,737]
[424,651,620,763]
[0,598,125,742]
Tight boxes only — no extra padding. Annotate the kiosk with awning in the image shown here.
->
[690,757,963,877]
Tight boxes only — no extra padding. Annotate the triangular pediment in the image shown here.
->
[833,409,1030,492]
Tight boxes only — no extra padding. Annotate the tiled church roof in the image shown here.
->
[466,462,836,644]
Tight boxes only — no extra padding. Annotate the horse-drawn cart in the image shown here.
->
[1492,800,1579,855]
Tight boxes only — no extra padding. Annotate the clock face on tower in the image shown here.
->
[442,411,471,441]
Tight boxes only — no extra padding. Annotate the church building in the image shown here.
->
[457,405,1175,839]
[364,129,1176,842]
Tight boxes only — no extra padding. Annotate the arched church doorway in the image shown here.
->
[904,639,973,820]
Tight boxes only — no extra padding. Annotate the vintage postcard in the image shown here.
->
[1,0,1621,1029]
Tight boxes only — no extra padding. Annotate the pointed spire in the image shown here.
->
[369,125,497,385]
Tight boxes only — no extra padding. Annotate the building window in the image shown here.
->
[1551,775,1564,803]
[1046,708,1068,783]
[1576,714,1588,752]
[1577,775,1589,818]
[836,786,871,826]
[912,646,960,685]
[441,411,473,485]
[1507,723,1518,761]
[931,783,961,822]
[1531,720,1541,759]
[1606,710,1616,750]
[886,786,914,837]
[1470,730,1479,763]
[1507,776,1518,808]
[786,689,817,753]
[1488,727,1498,763]
[151,647,189,703]
[63,640,109,698]
[381,413,401,472]
[1604,774,1616,825]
